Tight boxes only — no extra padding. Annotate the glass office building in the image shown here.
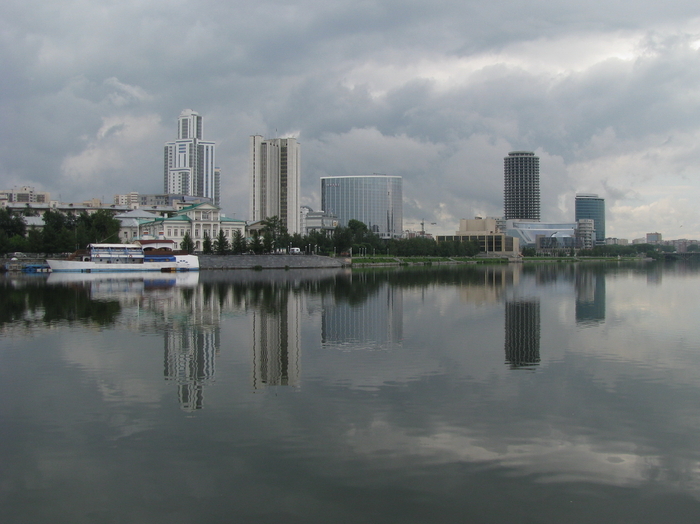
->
[575,193,605,245]
[321,175,403,239]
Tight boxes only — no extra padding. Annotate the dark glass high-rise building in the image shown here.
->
[504,151,540,220]
[575,193,605,245]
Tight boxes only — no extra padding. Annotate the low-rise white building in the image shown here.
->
[116,202,246,251]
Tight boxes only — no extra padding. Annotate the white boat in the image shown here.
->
[46,243,199,272]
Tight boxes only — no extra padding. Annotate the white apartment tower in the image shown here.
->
[164,110,219,205]
[249,135,300,234]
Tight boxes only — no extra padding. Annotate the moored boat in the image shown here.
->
[46,243,199,272]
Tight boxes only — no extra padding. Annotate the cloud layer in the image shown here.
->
[2,0,700,238]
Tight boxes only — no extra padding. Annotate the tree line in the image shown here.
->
[191,216,480,257]
[0,208,121,255]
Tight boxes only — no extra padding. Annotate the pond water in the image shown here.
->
[2,262,700,523]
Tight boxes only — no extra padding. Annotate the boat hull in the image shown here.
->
[46,255,199,272]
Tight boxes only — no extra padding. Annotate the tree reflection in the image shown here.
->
[0,279,121,328]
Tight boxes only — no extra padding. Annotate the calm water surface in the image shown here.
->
[2,262,700,523]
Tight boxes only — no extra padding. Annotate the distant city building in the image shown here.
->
[576,218,595,250]
[164,109,219,206]
[646,232,662,244]
[114,192,212,208]
[321,175,403,239]
[506,220,577,250]
[437,216,519,256]
[575,193,605,245]
[504,151,540,221]
[0,186,50,204]
[249,136,301,234]
[300,206,338,235]
[606,238,629,246]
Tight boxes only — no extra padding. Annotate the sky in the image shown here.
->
[2,0,700,240]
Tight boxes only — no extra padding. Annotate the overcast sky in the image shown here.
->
[2,0,700,239]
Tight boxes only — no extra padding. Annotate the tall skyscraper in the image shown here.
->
[575,193,605,245]
[249,136,301,234]
[504,151,540,221]
[321,175,403,239]
[164,110,219,205]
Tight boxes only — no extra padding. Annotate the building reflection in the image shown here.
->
[158,280,228,410]
[575,269,606,325]
[504,299,541,369]
[459,265,520,304]
[251,287,301,388]
[164,328,219,411]
[46,272,229,410]
[321,284,403,350]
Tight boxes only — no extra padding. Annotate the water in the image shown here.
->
[2,262,700,523]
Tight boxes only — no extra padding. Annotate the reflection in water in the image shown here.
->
[164,328,219,411]
[48,272,223,410]
[252,286,301,388]
[7,263,700,521]
[505,299,541,368]
[322,281,402,350]
[576,268,606,325]
[0,275,123,328]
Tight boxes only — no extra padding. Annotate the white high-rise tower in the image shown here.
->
[249,135,300,234]
[164,110,219,205]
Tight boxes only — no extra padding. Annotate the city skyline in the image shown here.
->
[2,1,700,240]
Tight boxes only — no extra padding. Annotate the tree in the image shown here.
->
[202,232,213,254]
[89,209,120,243]
[0,209,26,238]
[41,210,77,253]
[232,230,247,254]
[261,215,289,252]
[333,225,353,254]
[214,229,230,255]
[262,231,274,253]
[181,231,195,253]
[250,231,264,254]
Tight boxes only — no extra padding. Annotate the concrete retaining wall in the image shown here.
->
[198,254,349,270]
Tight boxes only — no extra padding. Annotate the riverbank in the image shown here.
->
[1,253,655,273]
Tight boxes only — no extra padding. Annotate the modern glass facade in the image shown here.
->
[504,151,540,221]
[575,193,605,245]
[321,175,403,239]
